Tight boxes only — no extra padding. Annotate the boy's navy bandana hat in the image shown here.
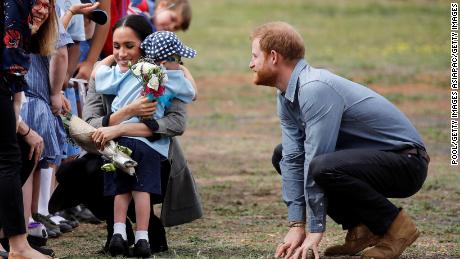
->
[141,31,197,62]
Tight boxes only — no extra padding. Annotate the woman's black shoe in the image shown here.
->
[27,235,47,247]
[134,239,151,258]
[108,234,128,256]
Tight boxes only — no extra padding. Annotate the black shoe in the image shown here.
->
[57,222,73,233]
[54,211,80,228]
[46,229,60,238]
[27,235,47,247]
[108,234,128,257]
[134,239,151,258]
[61,219,79,229]
[70,205,102,224]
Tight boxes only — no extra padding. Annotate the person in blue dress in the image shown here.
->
[21,2,74,238]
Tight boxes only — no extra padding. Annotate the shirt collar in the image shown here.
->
[284,59,308,103]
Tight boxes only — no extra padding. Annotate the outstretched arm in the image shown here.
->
[75,0,110,81]
[60,2,100,29]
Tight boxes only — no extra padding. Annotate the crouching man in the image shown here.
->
[249,21,428,259]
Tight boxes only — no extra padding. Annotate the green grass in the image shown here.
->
[180,0,449,86]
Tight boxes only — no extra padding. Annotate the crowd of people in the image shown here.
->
[1,1,430,259]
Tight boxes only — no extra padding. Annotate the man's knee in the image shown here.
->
[310,154,336,185]
[272,143,282,175]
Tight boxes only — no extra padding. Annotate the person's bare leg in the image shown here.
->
[114,193,131,225]
[49,164,58,195]
[31,169,40,215]
[132,191,150,232]
[22,164,37,225]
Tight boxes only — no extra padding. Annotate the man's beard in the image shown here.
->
[253,62,277,87]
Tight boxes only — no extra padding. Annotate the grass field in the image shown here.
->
[49,0,458,258]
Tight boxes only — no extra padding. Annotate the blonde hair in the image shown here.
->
[156,0,192,31]
[32,0,58,56]
[251,21,305,61]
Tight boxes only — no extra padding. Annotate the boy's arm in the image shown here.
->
[92,55,115,79]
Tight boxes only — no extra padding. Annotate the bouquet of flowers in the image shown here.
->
[61,112,138,175]
[129,58,168,103]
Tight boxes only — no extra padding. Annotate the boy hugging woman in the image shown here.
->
[93,29,196,257]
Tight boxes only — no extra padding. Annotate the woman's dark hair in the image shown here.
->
[112,15,153,42]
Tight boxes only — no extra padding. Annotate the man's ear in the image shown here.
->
[270,50,279,65]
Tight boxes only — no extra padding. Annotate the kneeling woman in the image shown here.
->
[92,15,197,258]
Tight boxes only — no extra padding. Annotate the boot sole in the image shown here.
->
[324,236,381,256]
[361,229,420,259]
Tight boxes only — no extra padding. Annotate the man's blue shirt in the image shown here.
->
[278,59,425,233]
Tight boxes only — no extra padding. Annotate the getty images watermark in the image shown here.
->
[452,3,459,165]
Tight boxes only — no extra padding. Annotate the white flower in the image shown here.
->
[162,73,168,84]
[131,64,142,76]
[147,75,159,90]
[140,62,158,74]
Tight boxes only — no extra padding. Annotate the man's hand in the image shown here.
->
[24,129,44,163]
[289,232,324,259]
[92,126,122,150]
[50,93,63,115]
[275,227,306,258]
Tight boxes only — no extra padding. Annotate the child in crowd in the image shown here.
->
[102,0,192,56]
[21,1,74,239]
[94,26,196,257]
[128,0,192,32]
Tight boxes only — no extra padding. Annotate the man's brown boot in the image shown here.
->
[362,209,420,259]
[324,224,381,256]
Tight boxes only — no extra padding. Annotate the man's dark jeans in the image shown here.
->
[272,145,428,235]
